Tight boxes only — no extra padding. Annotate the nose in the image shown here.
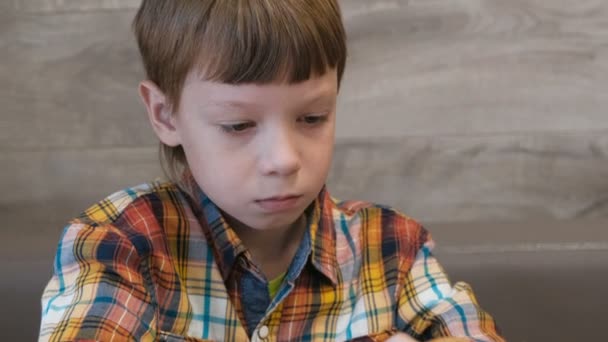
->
[258,125,301,177]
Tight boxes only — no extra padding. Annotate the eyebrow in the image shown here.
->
[303,92,337,106]
[206,100,261,111]
[207,91,336,111]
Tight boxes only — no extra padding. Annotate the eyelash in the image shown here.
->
[219,122,254,133]
[298,115,328,125]
[219,114,329,134]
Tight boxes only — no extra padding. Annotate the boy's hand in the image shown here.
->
[386,333,419,342]
[386,333,471,342]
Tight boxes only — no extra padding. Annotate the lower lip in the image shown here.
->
[255,196,302,212]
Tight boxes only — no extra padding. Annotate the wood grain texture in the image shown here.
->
[337,0,608,138]
[1,0,607,222]
[12,0,140,13]
[2,132,606,223]
[3,0,608,149]
[327,131,608,222]
[0,147,161,204]
[1,10,153,151]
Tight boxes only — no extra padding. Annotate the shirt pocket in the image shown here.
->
[157,330,216,342]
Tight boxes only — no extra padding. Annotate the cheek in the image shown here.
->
[188,140,253,184]
[187,152,246,199]
[305,133,334,168]
[179,130,225,177]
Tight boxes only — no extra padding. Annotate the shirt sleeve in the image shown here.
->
[39,223,157,341]
[396,238,505,342]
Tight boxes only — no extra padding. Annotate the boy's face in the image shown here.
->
[168,70,337,231]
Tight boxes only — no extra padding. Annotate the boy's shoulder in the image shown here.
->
[71,179,183,228]
[326,196,433,277]
[329,195,430,245]
[332,195,423,225]
[53,180,187,261]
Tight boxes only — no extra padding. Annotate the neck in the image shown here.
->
[226,214,307,279]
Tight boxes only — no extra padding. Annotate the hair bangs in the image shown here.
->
[193,0,346,85]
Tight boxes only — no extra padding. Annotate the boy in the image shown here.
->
[39,1,504,341]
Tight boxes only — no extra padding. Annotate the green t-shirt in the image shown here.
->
[268,272,285,298]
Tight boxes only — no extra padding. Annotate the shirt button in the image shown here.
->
[258,325,269,339]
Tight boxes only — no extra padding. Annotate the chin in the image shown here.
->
[253,213,304,230]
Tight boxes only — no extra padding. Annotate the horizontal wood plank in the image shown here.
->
[2,132,606,223]
[338,0,608,137]
[2,0,608,149]
[327,131,608,222]
[12,0,140,13]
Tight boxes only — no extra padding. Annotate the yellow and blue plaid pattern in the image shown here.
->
[40,181,504,341]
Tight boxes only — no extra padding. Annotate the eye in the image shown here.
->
[219,122,255,133]
[299,114,328,125]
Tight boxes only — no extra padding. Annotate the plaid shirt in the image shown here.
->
[40,180,504,342]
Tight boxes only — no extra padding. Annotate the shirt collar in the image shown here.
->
[307,186,340,285]
[180,174,339,285]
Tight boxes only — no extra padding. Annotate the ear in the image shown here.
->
[138,80,181,147]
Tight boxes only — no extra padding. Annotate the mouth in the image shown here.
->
[257,194,301,201]
[255,194,303,212]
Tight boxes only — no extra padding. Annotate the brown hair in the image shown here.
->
[132,0,347,183]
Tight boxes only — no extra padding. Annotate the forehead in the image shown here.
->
[181,69,338,110]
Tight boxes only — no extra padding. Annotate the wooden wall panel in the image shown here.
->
[1,10,151,150]
[12,0,140,13]
[328,132,608,221]
[338,0,608,137]
[2,132,606,225]
[1,0,607,223]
